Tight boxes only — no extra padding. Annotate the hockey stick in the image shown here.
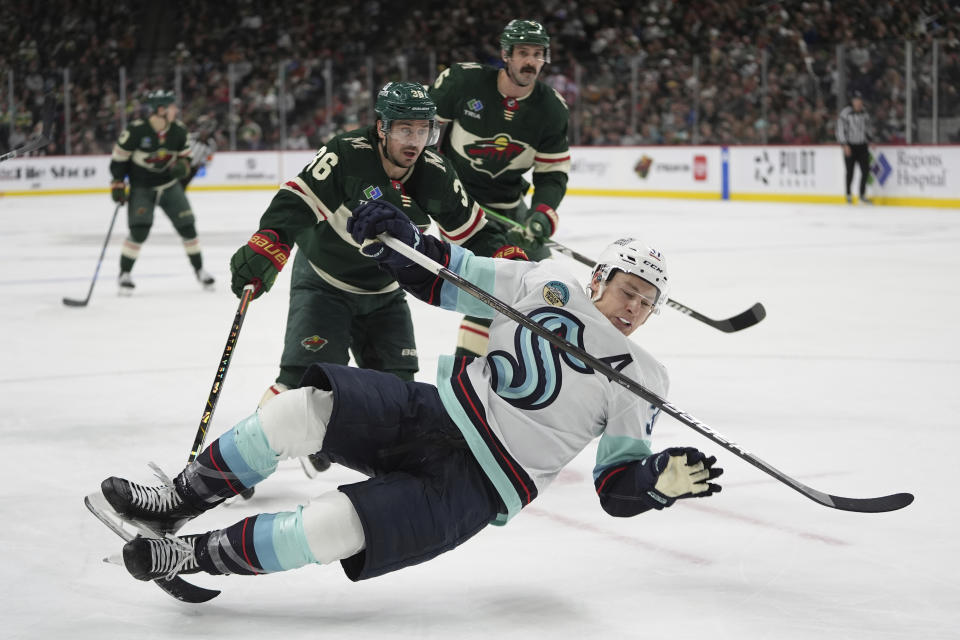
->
[188,284,256,463]
[0,93,55,163]
[62,202,122,307]
[482,208,766,333]
[381,235,913,514]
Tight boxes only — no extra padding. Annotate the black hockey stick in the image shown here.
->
[482,208,766,333]
[62,202,122,307]
[188,284,256,462]
[381,235,913,513]
[0,93,55,163]
[84,493,220,603]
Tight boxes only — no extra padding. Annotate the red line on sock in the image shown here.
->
[240,517,258,573]
[207,446,241,495]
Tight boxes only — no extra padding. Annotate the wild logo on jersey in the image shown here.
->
[300,335,328,352]
[488,308,593,410]
[464,134,526,178]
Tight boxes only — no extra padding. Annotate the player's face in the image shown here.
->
[157,103,178,123]
[591,271,658,336]
[504,44,546,87]
[380,119,431,167]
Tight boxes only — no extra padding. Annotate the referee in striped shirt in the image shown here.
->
[837,90,872,204]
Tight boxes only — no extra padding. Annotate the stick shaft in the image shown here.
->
[188,285,255,462]
[63,203,122,306]
[380,235,911,513]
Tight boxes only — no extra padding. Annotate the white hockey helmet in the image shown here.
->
[590,237,670,313]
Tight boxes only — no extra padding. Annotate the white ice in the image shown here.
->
[1,192,958,639]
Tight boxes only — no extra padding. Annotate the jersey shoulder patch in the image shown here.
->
[455,62,484,72]
[550,87,569,111]
[342,135,374,150]
[421,149,448,173]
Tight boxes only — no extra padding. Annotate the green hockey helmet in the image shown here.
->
[374,82,439,145]
[500,19,551,62]
[144,90,176,111]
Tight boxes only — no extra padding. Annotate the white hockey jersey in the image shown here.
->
[431,244,669,524]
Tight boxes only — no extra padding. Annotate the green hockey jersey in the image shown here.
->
[256,125,505,293]
[109,118,191,188]
[429,63,571,211]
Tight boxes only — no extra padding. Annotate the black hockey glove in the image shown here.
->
[636,447,723,510]
[170,157,191,180]
[110,180,127,204]
[347,199,425,269]
[229,229,290,299]
[526,204,557,244]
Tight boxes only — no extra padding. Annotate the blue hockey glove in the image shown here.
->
[347,199,424,269]
[637,447,723,510]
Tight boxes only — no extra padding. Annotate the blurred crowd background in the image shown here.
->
[3,0,960,156]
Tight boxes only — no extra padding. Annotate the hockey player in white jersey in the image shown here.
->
[96,199,722,585]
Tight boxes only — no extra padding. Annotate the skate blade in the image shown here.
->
[299,456,320,479]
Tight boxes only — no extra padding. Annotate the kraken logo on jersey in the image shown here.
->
[463,134,527,178]
[488,307,592,410]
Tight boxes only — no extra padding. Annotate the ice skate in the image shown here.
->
[122,534,202,581]
[101,463,201,534]
[195,267,215,291]
[118,271,135,296]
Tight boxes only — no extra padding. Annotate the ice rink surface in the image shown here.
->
[1,191,958,639]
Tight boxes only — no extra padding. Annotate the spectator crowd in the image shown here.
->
[4,0,960,155]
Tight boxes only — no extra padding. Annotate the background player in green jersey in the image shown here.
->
[429,19,571,357]
[109,90,215,294]
[228,82,522,476]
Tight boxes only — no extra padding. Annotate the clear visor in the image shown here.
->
[621,284,659,314]
[596,265,666,313]
[383,120,440,146]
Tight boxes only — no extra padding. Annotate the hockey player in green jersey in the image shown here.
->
[429,19,571,357]
[228,81,523,476]
[109,90,215,294]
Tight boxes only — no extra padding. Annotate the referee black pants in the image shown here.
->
[844,143,870,197]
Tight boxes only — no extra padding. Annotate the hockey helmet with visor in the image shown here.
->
[591,237,670,314]
[375,82,440,146]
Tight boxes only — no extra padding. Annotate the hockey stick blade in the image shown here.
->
[381,235,914,514]
[823,491,914,513]
[665,299,767,333]
[62,297,89,307]
[84,493,220,603]
[480,208,767,334]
